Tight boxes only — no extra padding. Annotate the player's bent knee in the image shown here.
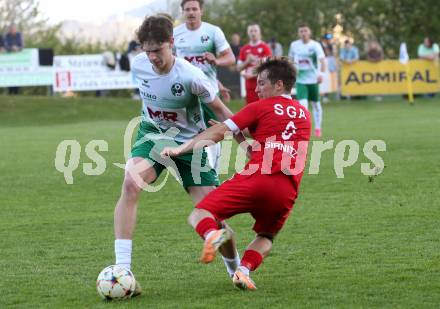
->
[122,176,143,198]
[257,232,274,243]
[125,157,157,185]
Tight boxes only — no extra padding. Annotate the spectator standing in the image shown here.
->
[268,38,283,57]
[418,37,439,97]
[5,24,23,52]
[230,33,242,60]
[366,40,384,63]
[339,39,359,64]
[0,34,5,52]
[320,33,337,103]
[236,24,272,104]
[126,39,142,100]
[417,37,439,61]
[339,39,360,100]
[5,24,24,95]
[320,34,337,71]
[366,40,384,101]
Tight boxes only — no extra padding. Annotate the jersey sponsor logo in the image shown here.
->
[147,106,178,122]
[184,55,206,65]
[171,83,185,97]
[264,141,297,158]
[145,106,189,129]
[200,34,210,43]
[140,90,157,101]
[141,80,150,88]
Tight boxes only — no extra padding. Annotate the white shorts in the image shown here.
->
[205,143,222,173]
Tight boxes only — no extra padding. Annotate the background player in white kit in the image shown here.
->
[174,0,236,171]
[288,24,326,137]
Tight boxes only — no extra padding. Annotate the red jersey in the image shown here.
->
[226,95,311,185]
[198,95,311,235]
[238,41,272,103]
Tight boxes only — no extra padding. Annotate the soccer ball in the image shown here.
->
[96,265,136,300]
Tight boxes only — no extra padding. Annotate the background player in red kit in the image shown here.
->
[162,57,311,290]
[237,23,272,104]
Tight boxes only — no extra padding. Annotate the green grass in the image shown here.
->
[0,95,439,308]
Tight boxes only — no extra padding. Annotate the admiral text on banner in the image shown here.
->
[341,60,440,96]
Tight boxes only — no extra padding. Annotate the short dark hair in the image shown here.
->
[181,0,204,9]
[256,57,296,92]
[425,37,434,48]
[137,14,174,45]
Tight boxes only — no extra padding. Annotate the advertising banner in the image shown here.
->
[53,54,135,92]
[341,60,440,95]
[0,49,53,87]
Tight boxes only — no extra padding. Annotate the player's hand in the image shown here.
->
[160,146,182,158]
[208,119,220,126]
[246,147,252,159]
[317,75,324,84]
[219,86,231,103]
[203,52,217,65]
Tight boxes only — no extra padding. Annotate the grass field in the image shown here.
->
[0,95,439,308]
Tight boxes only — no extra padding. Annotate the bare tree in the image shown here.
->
[0,0,48,34]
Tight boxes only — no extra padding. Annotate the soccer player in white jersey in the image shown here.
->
[288,24,326,137]
[174,0,236,172]
[112,14,244,294]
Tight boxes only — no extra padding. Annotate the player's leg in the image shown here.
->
[233,234,273,290]
[114,157,160,270]
[309,84,323,137]
[233,173,296,290]
[188,186,240,277]
[114,125,167,272]
[296,83,309,110]
[188,207,233,264]
[187,174,254,269]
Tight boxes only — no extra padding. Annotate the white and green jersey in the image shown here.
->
[288,39,325,84]
[131,54,216,143]
[174,22,230,93]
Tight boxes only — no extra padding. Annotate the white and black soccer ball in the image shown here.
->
[96,265,136,300]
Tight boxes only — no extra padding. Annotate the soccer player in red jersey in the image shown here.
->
[237,24,273,104]
[161,57,311,290]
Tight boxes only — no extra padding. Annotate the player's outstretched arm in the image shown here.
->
[209,97,248,148]
[161,123,231,157]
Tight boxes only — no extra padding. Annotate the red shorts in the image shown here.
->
[196,172,298,235]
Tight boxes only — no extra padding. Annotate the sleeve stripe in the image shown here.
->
[223,119,240,135]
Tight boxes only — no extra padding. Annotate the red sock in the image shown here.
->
[195,217,218,239]
[240,250,263,271]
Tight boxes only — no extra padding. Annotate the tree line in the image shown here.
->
[1,0,439,58]
[204,0,440,58]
